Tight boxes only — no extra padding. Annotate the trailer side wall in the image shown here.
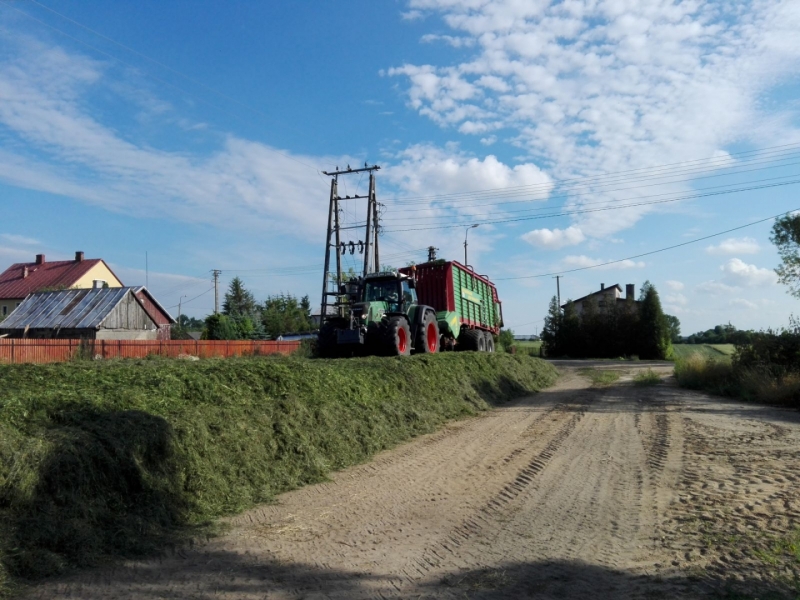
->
[403,261,502,334]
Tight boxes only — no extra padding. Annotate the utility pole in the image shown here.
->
[319,164,381,322]
[427,246,438,262]
[212,270,221,315]
[554,275,562,309]
[178,294,187,327]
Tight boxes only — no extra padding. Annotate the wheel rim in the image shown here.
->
[426,322,437,352]
[398,326,408,353]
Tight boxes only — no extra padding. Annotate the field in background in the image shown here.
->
[513,340,543,355]
[671,344,735,360]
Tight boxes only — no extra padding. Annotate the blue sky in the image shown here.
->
[1,0,799,335]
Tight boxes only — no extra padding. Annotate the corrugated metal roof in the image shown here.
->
[0,287,134,331]
[0,257,122,299]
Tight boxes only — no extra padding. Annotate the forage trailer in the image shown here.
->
[399,260,503,352]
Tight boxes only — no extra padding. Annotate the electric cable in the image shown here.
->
[494,208,798,281]
[383,179,800,232]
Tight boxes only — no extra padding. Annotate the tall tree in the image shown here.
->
[223,277,257,316]
[664,314,681,343]
[771,214,800,297]
[540,296,562,356]
[638,284,671,359]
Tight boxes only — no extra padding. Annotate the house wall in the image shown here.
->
[0,299,24,319]
[71,263,123,289]
[101,294,157,331]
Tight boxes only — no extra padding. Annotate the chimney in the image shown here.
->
[600,283,605,290]
[75,251,84,262]
[626,284,635,300]
[23,266,29,279]
[93,279,107,289]
[35,254,45,265]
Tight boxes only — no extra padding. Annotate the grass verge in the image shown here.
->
[0,353,556,596]
[674,353,800,406]
[633,369,662,386]
[578,368,620,387]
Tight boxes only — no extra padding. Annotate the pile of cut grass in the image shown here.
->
[0,353,556,596]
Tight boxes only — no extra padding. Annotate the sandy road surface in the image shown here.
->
[28,363,800,599]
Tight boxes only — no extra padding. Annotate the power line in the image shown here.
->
[494,208,797,281]
[165,287,213,309]
[383,172,800,225]
[383,179,800,232]
[384,153,800,214]
[384,142,800,205]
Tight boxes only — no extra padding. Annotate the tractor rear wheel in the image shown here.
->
[458,328,485,352]
[484,332,495,353]
[415,311,439,354]
[383,316,411,356]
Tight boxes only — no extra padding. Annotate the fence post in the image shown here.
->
[10,339,14,364]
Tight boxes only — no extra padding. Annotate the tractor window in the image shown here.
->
[365,280,401,306]
[402,280,417,306]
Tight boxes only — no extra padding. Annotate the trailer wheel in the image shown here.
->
[384,316,411,356]
[415,311,439,354]
[458,328,485,352]
[484,332,495,353]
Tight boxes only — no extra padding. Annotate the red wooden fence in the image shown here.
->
[0,339,301,364]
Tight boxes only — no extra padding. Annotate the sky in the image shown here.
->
[1,0,800,335]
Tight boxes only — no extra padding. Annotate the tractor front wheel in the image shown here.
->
[415,311,439,354]
[383,316,411,356]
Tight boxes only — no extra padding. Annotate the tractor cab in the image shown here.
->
[363,273,417,313]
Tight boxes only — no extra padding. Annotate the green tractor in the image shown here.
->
[318,270,439,357]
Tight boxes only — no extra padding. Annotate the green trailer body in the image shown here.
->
[399,261,503,340]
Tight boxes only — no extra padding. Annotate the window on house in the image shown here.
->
[1,306,7,316]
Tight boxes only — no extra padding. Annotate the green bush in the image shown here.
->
[0,353,556,593]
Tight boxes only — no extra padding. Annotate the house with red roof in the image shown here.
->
[0,252,123,319]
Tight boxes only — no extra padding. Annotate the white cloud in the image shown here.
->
[695,281,737,295]
[480,135,497,146]
[720,258,777,287]
[420,34,475,48]
[561,255,645,270]
[393,1,800,237]
[665,280,684,291]
[0,34,339,240]
[664,293,688,307]
[384,143,551,198]
[706,237,761,255]
[730,298,759,310]
[0,233,40,246]
[522,226,585,250]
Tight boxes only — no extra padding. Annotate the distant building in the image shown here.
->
[0,252,123,318]
[563,283,639,317]
[133,286,176,340]
[0,287,162,340]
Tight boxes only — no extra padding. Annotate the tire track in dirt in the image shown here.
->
[390,399,590,591]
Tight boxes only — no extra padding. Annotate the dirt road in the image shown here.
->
[27,363,800,599]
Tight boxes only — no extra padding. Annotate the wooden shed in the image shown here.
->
[0,287,161,340]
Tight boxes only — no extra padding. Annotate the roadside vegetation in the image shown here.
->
[578,368,621,387]
[0,352,556,596]
[633,369,662,386]
[675,324,800,407]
